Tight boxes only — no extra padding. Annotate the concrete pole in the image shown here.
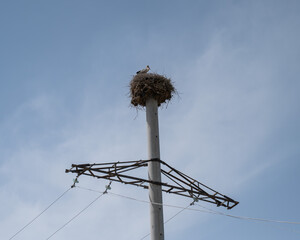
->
[146,98,164,240]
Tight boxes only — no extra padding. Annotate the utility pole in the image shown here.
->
[146,98,164,240]
[66,70,239,239]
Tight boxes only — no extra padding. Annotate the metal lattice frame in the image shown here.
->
[66,159,239,209]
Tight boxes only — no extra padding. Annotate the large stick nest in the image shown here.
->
[130,73,176,107]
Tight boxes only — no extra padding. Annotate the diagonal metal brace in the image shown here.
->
[65,159,239,209]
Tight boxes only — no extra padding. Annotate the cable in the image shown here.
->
[194,203,300,234]
[46,182,111,240]
[194,203,300,225]
[46,193,104,239]
[78,186,183,215]
[9,187,72,240]
[78,186,300,237]
[138,203,192,240]
[77,186,300,225]
[77,186,203,240]
[164,204,191,225]
[139,231,150,239]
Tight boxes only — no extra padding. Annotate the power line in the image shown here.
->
[77,186,193,211]
[46,193,104,239]
[194,203,300,225]
[77,186,195,240]
[139,203,192,240]
[46,182,111,240]
[164,203,192,225]
[140,203,193,240]
[9,187,72,240]
[194,203,300,235]
[77,185,300,225]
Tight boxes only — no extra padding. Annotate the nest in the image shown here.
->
[130,73,176,107]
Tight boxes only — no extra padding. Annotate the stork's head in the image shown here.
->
[146,65,150,70]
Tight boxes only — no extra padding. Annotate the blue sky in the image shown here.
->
[1,0,300,239]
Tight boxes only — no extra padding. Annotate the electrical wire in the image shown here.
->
[139,203,192,240]
[46,182,111,240]
[77,186,207,240]
[194,203,300,234]
[9,187,72,240]
[15,183,299,240]
[77,186,199,211]
[164,204,191,225]
[194,203,300,225]
[77,185,300,225]
[46,192,105,239]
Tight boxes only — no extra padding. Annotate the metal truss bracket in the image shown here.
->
[66,159,239,209]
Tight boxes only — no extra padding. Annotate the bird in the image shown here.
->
[136,65,150,74]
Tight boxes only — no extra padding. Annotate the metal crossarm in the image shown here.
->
[65,159,239,209]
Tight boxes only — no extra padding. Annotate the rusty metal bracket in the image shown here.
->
[65,159,239,209]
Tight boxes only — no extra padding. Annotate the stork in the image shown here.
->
[136,65,150,74]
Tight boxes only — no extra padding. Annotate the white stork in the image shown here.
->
[136,65,150,74]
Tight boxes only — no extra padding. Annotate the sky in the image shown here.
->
[1,0,300,239]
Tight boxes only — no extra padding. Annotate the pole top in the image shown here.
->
[130,73,176,107]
